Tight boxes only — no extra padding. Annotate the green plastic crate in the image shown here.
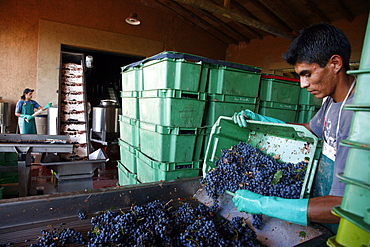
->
[208,64,261,96]
[203,116,319,198]
[260,76,300,105]
[203,94,258,126]
[340,182,370,219]
[0,183,18,197]
[138,121,205,163]
[296,105,319,123]
[121,91,140,119]
[341,140,370,184]
[328,211,370,247]
[117,160,141,186]
[200,127,212,159]
[121,66,143,91]
[136,150,201,183]
[258,101,298,123]
[0,152,18,166]
[139,89,206,127]
[0,172,18,184]
[299,88,323,107]
[119,115,139,148]
[142,57,208,92]
[118,138,137,173]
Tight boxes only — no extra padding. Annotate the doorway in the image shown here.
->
[61,45,144,108]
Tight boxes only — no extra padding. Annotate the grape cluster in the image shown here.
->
[201,142,308,229]
[87,200,261,246]
[78,211,87,220]
[26,200,260,246]
[29,228,85,246]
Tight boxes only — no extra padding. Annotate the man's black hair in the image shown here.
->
[283,23,351,71]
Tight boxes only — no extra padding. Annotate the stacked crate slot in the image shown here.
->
[257,74,301,123]
[202,63,262,157]
[118,67,141,186]
[60,63,89,161]
[0,152,18,198]
[297,87,323,123]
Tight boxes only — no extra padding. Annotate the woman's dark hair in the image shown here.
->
[21,95,25,100]
[283,23,351,71]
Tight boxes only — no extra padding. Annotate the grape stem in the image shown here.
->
[225,190,235,196]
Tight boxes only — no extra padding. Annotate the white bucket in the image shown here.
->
[35,114,48,135]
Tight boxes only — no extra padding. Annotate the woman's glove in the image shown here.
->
[43,102,52,109]
[232,189,309,226]
[232,109,285,127]
[20,114,34,120]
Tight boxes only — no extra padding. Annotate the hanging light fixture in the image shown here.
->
[125,13,141,26]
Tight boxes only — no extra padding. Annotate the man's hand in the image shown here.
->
[232,189,309,226]
[232,109,286,127]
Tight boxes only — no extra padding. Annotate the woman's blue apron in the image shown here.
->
[18,102,37,134]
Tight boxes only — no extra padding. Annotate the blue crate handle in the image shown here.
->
[121,51,261,73]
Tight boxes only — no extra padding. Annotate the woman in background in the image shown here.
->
[15,88,43,134]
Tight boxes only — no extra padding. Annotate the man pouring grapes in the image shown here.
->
[232,23,356,233]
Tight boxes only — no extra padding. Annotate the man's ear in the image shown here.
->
[329,55,343,73]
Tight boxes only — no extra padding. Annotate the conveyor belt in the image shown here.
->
[0,216,90,246]
[0,178,333,246]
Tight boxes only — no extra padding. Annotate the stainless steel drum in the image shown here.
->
[91,100,120,143]
[0,100,12,133]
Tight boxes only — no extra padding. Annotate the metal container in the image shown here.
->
[0,100,12,133]
[35,114,48,135]
[92,100,120,142]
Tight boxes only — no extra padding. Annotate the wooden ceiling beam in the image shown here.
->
[256,0,308,32]
[235,21,263,40]
[191,7,251,43]
[247,0,293,33]
[152,0,235,45]
[224,0,231,9]
[172,0,297,40]
[330,0,354,22]
[231,0,265,39]
[298,0,331,23]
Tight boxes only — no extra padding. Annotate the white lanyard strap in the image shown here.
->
[324,78,356,143]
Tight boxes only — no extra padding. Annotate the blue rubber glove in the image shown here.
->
[232,190,309,226]
[20,114,34,121]
[232,109,285,127]
[43,102,52,109]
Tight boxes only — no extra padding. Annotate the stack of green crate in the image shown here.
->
[119,52,262,184]
[297,88,323,123]
[258,74,301,123]
[120,51,210,184]
[119,63,142,186]
[0,152,19,197]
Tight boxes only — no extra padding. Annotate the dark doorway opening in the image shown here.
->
[61,45,144,108]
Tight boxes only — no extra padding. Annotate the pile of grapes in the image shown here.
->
[29,228,85,246]
[28,200,261,247]
[201,142,308,229]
